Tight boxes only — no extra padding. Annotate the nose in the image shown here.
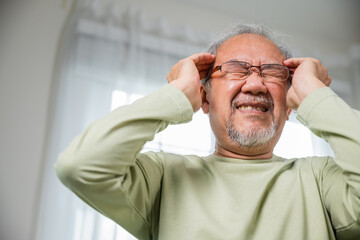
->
[240,68,268,95]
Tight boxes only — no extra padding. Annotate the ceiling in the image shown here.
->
[179,0,360,47]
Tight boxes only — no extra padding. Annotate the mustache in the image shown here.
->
[232,93,274,107]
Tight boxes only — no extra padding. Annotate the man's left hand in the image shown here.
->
[283,57,332,110]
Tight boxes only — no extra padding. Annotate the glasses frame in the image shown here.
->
[208,60,292,82]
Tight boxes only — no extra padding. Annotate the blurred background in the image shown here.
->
[0,0,359,240]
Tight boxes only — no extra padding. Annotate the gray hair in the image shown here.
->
[208,23,292,58]
[203,23,292,83]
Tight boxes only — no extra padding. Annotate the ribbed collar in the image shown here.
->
[204,154,286,164]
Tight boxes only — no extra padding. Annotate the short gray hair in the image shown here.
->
[207,23,292,59]
[203,23,292,83]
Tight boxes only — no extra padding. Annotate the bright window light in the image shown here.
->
[274,120,314,158]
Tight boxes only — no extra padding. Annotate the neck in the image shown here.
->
[214,143,274,160]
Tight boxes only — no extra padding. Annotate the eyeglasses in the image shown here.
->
[208,60,292,82]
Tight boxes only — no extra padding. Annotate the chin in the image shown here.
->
[226,118,278,149]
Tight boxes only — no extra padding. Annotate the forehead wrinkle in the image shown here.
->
[255,35,285,64]
[221,57,284,66]
[217,34,285,65]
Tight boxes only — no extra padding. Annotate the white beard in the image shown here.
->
[226,115,277,149]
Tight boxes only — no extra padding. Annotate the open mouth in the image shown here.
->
[237,105,268,112]
[235,102,271,113]
[232,93,273,114]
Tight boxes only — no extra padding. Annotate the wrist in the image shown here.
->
[169,80,200,112]
[298,77,327,101]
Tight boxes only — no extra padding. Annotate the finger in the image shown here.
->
[196,63,214,71]
[325,76,332,86]
[199,69,210,79]
[189,53,215,65]
[283,57,308,68]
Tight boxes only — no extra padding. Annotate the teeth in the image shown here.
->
[238,106,266,112]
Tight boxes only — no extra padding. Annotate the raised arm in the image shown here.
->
[285,57,360,238]
[55,53,214,239]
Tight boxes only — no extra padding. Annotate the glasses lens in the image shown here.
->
[222,61,250,77]
[261,64,289,81]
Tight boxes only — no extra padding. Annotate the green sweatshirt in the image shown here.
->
[56,84,360,240]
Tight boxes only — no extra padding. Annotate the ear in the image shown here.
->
[286,106,292,120]
[200,85,210,114]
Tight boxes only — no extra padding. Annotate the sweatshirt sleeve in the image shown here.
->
[296,87,360,239]
[55,84,193,240]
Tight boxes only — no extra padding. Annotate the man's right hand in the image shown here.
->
[167,53,215,112]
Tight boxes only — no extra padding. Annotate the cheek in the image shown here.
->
[212,78,245,95]
[270,88,288,121]
[207,87,235,134]
[209,81,237,111]
[209,81,245,115]
[209,100,231,127]
[265,82,287,112]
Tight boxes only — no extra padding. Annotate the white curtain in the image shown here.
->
[35,1,208,240]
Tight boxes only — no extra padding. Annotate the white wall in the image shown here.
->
[0,1,71,240]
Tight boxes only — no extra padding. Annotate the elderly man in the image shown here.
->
[56,24,360,239]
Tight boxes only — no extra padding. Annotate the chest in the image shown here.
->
[157,161,332,239]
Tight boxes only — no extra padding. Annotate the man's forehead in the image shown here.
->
[218,34,276,49]
[215,34,285,64]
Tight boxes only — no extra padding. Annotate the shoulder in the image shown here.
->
[138,151,207,167]
[280,155,335,177]
[140,151,212,175]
